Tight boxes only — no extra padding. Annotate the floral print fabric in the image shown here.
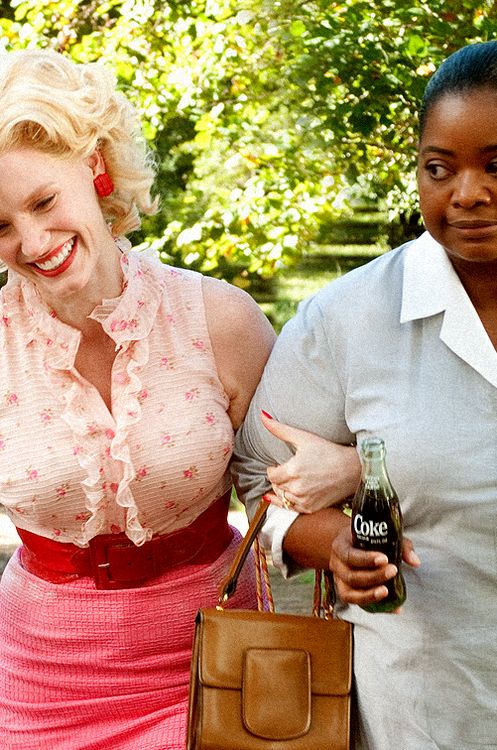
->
[0,240,233,546]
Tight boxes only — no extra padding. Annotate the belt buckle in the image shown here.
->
[88,534,149,590]
[87,527,209,590]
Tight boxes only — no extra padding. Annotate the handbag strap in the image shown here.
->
[218,498,334,618]
[218,499,269,606]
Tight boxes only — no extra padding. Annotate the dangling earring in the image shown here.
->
[93,172,114,197]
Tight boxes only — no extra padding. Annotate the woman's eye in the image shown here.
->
[486,161,497,174]
[425,162,450,180]
[35,195,56,210]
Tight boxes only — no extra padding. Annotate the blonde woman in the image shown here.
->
[0,48,277,749]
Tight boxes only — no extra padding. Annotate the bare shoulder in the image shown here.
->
[202,276,276,428]
[202,275,272,337]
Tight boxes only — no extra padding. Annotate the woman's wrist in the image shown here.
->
[282,507,350,570]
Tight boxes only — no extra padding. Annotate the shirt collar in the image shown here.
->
[400,230,497,388]
[88,240,165,348]
[400,231,462,323]
[1,239,165,367]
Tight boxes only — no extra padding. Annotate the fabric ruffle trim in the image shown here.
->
[1,240,168,545]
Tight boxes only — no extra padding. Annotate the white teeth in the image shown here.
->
[35,238,75,271]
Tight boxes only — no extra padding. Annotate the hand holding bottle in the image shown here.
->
[328,522,420,611]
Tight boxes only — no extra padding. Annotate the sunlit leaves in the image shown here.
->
[1,0,496,282]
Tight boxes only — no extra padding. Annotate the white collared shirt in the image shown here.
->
[232,231,497,748]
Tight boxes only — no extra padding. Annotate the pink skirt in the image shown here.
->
[0,527,258,749]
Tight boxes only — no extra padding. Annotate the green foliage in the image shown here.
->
[1,0,496,285]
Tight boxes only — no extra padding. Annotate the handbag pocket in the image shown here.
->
[243,647,311,739]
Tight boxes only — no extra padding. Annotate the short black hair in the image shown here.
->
[419,41,497,136]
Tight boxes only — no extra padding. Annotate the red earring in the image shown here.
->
[93,172,114,197]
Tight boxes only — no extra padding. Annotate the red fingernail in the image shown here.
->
[261,410,273,419]
[262,494,273,503]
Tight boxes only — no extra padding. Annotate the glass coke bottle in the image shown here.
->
[351,437,406,613]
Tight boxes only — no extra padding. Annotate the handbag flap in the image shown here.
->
[242,648,311,740]
[197,608,352,696]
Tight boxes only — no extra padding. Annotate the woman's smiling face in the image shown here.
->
[418,87,497,266]
[0,146,117,306]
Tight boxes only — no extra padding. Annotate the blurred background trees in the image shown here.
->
[1,0,496,288]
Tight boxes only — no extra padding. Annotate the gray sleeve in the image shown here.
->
[231,289,354,575]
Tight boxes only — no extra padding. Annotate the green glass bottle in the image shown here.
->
[351,437,406,613]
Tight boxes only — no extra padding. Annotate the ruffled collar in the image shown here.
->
[88,238,167,348]
[1,238,166,368]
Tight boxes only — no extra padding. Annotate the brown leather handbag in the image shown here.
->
[186,499,353,750]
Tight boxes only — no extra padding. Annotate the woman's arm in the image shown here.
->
[231,290,358,574]
[285,509,420,608]
[202,276,276,430]
[228,290,420,606]
[283,508,401,607]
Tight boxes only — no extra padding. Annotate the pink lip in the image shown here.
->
[447,221,497,240]
[449,220,497,228]
[30,237,78,278]
[447,217,497,229]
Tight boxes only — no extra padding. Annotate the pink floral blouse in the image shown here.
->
[0,241,234,546]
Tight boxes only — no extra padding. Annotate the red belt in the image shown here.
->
[16,491,233,590]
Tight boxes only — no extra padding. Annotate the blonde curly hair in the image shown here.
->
[0,48,158,237]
